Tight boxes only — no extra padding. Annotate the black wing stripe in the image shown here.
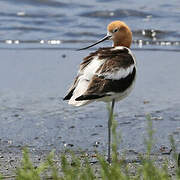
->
[75,94,106,101]
[103,67,136,93]
[63,88,75,100]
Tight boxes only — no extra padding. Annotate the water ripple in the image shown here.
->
[133,30,180,41]
[0,0,179,51]
[0,39,180,52]
[1,0,68,8]
[80,9,156,19]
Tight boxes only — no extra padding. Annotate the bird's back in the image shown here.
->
[63,46,136,106]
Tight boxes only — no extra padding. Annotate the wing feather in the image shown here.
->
[64,47,136,104]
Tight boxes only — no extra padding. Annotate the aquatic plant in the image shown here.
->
[1,114,179,180]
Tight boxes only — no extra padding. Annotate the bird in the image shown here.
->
[63,20,136,163]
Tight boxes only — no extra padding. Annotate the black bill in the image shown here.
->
[77,35,111,51]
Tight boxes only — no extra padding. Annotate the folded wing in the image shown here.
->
[64,47,136,106]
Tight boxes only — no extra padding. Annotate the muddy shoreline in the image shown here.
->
[0,49,180,178]
[0,142,178,179]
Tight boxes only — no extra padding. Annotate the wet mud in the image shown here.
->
[0,49,179,178]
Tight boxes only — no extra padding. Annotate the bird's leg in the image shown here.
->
[107,99,115,163]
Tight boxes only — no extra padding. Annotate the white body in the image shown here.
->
[68,47,136,106]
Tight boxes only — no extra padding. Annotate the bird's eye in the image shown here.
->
[113,28,118,33]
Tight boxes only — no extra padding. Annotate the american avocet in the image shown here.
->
[64,20,136,163]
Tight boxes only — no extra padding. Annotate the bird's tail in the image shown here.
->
[68,98,92,106]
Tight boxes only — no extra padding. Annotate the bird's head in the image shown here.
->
[78,20,132,50]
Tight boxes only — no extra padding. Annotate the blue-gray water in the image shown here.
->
[0,0,180,50]
[0,0,180,154]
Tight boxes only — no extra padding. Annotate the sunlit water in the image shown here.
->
[0,0,180,50]
[0,0,180,153]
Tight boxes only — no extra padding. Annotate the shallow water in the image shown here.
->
[0,0,180,50]
[0,0,180,154]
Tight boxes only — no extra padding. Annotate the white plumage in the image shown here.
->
[99,64,135,80]
[68,56,105,106]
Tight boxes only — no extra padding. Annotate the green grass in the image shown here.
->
[1,114,180,180]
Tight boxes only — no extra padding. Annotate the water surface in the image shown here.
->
[0,0,180,154]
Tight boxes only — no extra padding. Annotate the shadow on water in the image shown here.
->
[80,9,157,18]
[0,0,68,7]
